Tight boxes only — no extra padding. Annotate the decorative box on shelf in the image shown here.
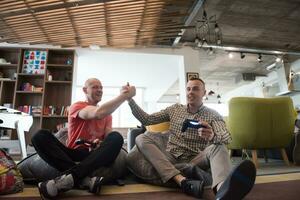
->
[22,50,47,74]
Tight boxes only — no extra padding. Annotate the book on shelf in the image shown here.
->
[43,105,70,116]
[18,105,42,116]
[20,82,43,92]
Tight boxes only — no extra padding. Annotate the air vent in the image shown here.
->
[242,73,256,81]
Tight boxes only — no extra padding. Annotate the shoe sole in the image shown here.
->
[38,182,52,200]
[89,177,104,194]
[217,160,256,200]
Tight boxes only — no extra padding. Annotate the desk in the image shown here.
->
[0,106,33,159]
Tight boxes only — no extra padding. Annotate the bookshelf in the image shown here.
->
[0,47,74,144]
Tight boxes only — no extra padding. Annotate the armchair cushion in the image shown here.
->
[227,96,296,149]
[18,129,128,183]
[146,122,170,132]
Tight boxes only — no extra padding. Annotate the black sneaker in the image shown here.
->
[216,160,256,200]
[38,174,74,199]
[182,165,213,186]
[78,176,104,194]
[181,179,204,198]
[87,176,104,194]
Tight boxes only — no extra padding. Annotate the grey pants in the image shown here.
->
[135,133,232,188]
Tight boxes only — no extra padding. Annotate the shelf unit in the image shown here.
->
[0,47,74,143]
[0,48,21,107]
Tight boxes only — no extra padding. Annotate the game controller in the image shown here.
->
[75,138,97,149]
[181,119,205,132]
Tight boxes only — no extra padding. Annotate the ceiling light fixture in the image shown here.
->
[89,44,101,50]
[228,52,234,59]
[257,54,262,62]
[194,7,222,48]
[208,90,215,95]
[214,23,220,33]
[207,47,214,55]
[275,56,282,62]
[240,52,245,59]
[266,63,277,71]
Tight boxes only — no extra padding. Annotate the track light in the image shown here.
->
[202,10,207,20]
[214,23,220,33]
[257,54,262,62]
[202,38,208,46]
[207,47,214,55]
[228,52,234,59]
[240,52,245,59]
[208,90,215,95]
[217,94,221,99]
[194,37,200,44]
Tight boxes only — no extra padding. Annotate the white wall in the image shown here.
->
[223,58,300,108]
[75,49,184,109]
[78,46,205,105]
[223,71,278,101]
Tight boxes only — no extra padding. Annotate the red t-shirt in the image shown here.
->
[67,101,112,149]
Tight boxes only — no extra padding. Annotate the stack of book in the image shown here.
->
[43,106,69,116]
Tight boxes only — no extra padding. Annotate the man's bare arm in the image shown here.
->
[78,85,136,120]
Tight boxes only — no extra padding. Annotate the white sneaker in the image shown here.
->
[38,174,74,199]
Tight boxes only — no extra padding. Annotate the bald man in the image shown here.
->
[32,78,136,199]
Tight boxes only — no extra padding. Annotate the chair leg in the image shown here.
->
[263,149,268,163]
[280,148,290,166]
[228,149,232,157]
[251,150,259,168]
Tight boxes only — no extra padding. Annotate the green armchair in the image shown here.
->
[227,96,296,168]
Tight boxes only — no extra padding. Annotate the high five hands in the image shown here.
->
[121,82,136,100]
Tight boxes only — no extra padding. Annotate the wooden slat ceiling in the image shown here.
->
[0,0,197,48]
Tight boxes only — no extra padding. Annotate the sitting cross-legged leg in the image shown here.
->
[135,133,206,198]
[191,144,256,200]
[32,130,123,199]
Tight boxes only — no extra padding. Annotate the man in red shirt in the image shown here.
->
[32,78,136,199]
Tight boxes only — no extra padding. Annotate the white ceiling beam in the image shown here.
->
[172,0,205,46]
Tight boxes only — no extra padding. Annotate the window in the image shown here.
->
[204,103,228,116]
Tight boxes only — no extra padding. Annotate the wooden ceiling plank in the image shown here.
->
[62,0,81,46]
[0,0,120,18]
[22,0,53,44]
[3,15,178,27]
[103,2,110,46]
[0,18,20,41]
[4,8,184,25]
[7,15,73,25]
